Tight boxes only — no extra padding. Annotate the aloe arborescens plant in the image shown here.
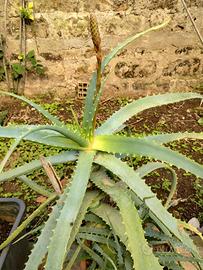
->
[0,15,203,270]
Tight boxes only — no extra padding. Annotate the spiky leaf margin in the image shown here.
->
[93,135,203,178]
[0,150,77,182]
[0,125,80,148]
[25,191,99,270]
[96,93,203,135]
[83,20,170,134]
[0,91,63,126]
[143,132,203,144]
[44,151,95,270]
[24,192,67,270]
[91,170,162,270]
[94,153,202,264]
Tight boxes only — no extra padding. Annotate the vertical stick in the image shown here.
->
[181,0,203,46]
[19,0,23,54]
[3,0,11,91]
[18,0,27,94]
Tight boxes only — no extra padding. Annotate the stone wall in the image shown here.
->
[0,0,203,97]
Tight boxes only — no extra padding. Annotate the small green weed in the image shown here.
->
[42,102,61,115]
[0,137,72,213]
[161,178,171,192]
[150,183,161,191]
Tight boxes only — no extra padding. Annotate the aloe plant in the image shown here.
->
[0,15,203,270]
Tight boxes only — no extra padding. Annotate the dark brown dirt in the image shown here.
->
[0,95,202,224]
[127,99,202,133]
[0,219,12,245]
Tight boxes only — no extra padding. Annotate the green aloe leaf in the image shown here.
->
[82,20,170,134]
[0,194,57,251]
[93,243,118,270]
[91,203,127,244]
[18,175,53,197]
[77,238,106,268]
[0,124,84,178]
[79,226,110,236]
[24,192,67,270]
[0,91,63,126]
[93,135,203,178]
[0,150,77,182]
[77,232,114,246]
[45,151,95,270]
[0,125,83,174]
[0,124,87,147]
[91,204,133,269]
[13,225,44,245]
[156,252,203,263]
[135,162,177,209]
[143,132,203,144]
[96,93,203,135]
[0,137,22,173]
[91,170,162,270]
[94,154,202,262]
[65,191,100,252]
[135,162,173,178]
[0,125,80,148]
[25,191,99,270]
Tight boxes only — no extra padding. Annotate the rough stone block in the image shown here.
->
[0,0,202,97]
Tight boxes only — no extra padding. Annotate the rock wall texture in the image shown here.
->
[0,0,203,97]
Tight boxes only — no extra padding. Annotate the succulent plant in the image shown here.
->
[0,16,202,270]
